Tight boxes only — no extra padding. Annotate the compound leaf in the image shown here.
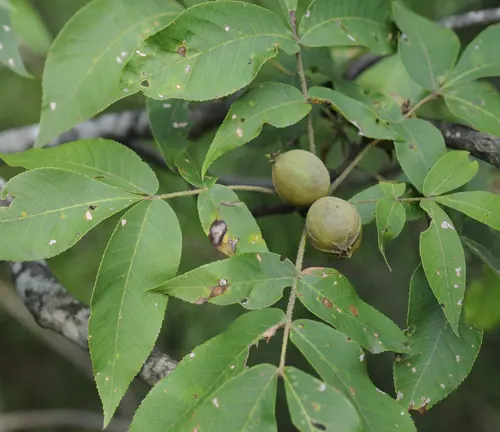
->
[299,0,393,54]
[130,308,285,431]
[291,319,416,432]
[36,0,183,146]
[298,268,408,353]
[121,1,299,102]
[419,200,466,335]
[90,199,181,426]
[284,366,362,432]
[154,252,296,309]
[202,82,310,176]
[394,265,482,412]
[0,168,139,261]
[393,2,459,90]
[0,139,159,195]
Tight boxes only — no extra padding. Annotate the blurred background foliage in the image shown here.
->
[2,0,500,431]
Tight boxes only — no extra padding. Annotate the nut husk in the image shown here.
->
[306,196,362,258]
[272,149,330,207]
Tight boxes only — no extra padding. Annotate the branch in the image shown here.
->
[431,120,500,169]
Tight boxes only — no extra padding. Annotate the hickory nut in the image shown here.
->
[271,149,330,207]
[306,196,362,258]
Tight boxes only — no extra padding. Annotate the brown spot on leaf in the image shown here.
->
[140,80,150,88]
[301,267,327,276]
[262,323,283,342]
[349,386,356,396]
[311,402,321,412]
[194,297,208,305]
[220,201,241,207]
[401,99,411,114]
[177,45,187,57]
[348,305,359,316]
[321,297,333,308]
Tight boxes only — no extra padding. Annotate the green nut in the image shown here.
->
[306,196,362,258]
[271,149,330,207]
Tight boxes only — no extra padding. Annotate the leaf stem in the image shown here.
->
[329,139,380,195]
[290,11,315,155]
[152,185,275,200]
[403,91,440,119]
[278,226,308,376]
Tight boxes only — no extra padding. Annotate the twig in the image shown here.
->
[278,227,308,375]
[290,11,315,154]
[0,409,129,432]
[153,185,275,200]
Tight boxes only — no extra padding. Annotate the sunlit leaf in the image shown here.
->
[198,184,269,256]
[309,86,397,139]
[446,24,500,87]
[130,308,285,431]
[147,98,190,171]
[299,0,393,54]
[284,366,362,432]
[444,81,500,136]
[0,139,159,195]
[349,184,384,225]
[121,1,299,102]
[202,83,310,176]
[376,197,406,270]
[0,168,139,261]
[435,191,500,231]
[154,252,296,309]
[36,0,183,147]
[0,6,30,77]
[422,151,478,197]
[291,319,417,432]
[393,2,459,90]
[90,199,181,426]
[391,119,447,193]
[419,200,466,335]
[394,265,482,412]
[298,268,408,353]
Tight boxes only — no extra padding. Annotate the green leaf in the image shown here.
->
[177,149,218,188]
[419,200,466,335]
[35,0,183,147]
[392,2,459,90]
[309,86,397,139]
[154,252,296,309]
[349,184,384,225]
[394,265,482,412]
[146,98,190,171]
[299,0,393,55]
[181,364,278,431]
[201,82,310,176]
[400,185,426,222]
[9,0,52,56]
[254,0,297,27]
[376,197,406,270]
[422,151,478,197]
[120,1,299,102]
[435,191,500,231]
[284,366,362,432]
[391,119,447,193]
[0,139,159,195]
[446,24,500,87]
[379,181,405,198]
[130,308,285,432]
[198,184,268,256]
[0,168,139,261]
[0,7,30,77]
[298,268,408,353]
[462,236,500,278]
[291,319,417,432]
[465,265,500,330]
[89,199,181,426]
[444,81,500,136]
